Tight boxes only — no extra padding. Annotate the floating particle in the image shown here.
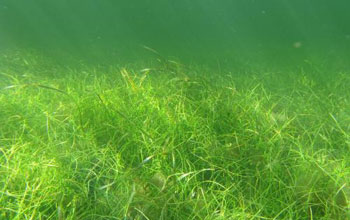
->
[293,42,302,48]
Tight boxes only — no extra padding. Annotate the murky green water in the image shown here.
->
[1,0,349,69]
[2,2,350,219]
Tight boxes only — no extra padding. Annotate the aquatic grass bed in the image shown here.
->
[1,52,350,219]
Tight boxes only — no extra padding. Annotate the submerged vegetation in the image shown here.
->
[1,50,350,219]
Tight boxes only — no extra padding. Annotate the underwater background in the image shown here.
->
[1,1,350,219]
[1,0,349,69]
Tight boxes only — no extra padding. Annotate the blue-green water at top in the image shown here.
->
[0,0,349,69]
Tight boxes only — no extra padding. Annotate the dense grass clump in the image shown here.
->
[1,51,350,219]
